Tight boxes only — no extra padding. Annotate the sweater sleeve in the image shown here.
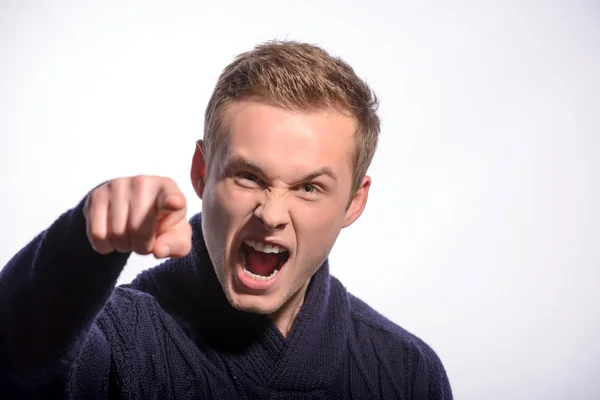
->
[0,193,131,396]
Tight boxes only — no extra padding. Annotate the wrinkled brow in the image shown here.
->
[224,155,337,182]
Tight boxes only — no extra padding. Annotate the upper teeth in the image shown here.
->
[244,239,287,254]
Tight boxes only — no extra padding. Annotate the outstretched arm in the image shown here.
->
[0,176,191,396]
[0,196,129,395]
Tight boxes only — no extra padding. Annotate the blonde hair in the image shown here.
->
[203,40,380,193]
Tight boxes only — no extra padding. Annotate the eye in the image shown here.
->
[233,172,263,187]
[301,184,316,193]
[240,172,260,182]
[296,183,322,198]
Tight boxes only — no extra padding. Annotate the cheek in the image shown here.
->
[297,195,348,224]
[216,182,261,216]
[203,182,241,234]
[294,201,346,252]
[205,182,262,245]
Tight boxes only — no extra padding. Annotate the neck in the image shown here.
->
[268,279,311,338]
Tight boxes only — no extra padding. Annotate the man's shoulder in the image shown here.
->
[331,277,452,398]
[338,281,432,353]
[347,291,425,348]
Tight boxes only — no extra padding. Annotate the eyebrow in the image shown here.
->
[224,155,338,183]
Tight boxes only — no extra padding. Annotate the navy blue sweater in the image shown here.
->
[0,198,452,399]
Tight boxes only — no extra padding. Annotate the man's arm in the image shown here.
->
[0,176,192,396]
[0,196,129,395]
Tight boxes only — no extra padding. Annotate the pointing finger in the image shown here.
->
[155,180,187,234]
[156,178,186,213]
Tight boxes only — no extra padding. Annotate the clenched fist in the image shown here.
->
[83,176,192,259]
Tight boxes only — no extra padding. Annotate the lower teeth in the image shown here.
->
[240,249,280,281]
[242,267,279,281]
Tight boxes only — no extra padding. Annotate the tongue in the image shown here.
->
[242,245,281,277]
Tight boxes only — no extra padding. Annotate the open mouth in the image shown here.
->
[239,239,290,282]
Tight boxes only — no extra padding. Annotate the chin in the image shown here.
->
[223,285,285,315]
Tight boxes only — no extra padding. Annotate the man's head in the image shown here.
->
[190,41,380,321]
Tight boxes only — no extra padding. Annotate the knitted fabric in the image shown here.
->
[0,197,452,399]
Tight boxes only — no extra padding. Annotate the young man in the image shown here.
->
[0,41,452,399]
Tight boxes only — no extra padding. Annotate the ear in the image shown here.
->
[191,140,207,199]
[342,176,371,228]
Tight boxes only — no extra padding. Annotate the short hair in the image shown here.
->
[203,40,380,193]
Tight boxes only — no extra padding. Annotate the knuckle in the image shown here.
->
[162,177,182,195]
[125,226,148,243]
[108,177,133,199]
[106,231,119,244]
[86,190,102,213]
[161,176,176,186]
[132,242,152,255]
[106,177,124,191]
[140,243,154,255]
[125,224,137,239]
[107,226,126,243]
[91,242,109,254]
[109,237,130,253]
[88,225,105,241]
[128,226,154,255]
[131,175,151,192]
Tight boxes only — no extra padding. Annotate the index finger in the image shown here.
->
[155,179,187,232]
[155,178,186,213]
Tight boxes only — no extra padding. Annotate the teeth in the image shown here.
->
[239,247,279,281]
[244,239,286,254]
[242,266,279,281]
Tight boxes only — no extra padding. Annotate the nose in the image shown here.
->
[254,192,290,231]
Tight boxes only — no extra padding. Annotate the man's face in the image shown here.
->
[197,100,369,315]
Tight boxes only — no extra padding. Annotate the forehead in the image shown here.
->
[218,101,356,177]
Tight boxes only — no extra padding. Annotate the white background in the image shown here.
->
[1,1,599,398]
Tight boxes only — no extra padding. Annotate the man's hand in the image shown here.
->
[83,176,192,259]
